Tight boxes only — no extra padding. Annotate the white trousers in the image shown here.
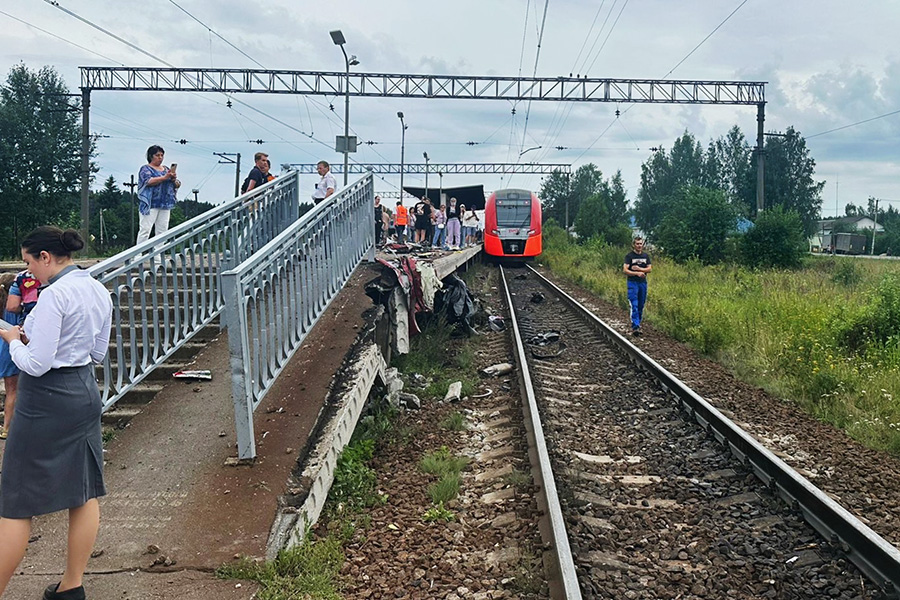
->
[137,209,171,244]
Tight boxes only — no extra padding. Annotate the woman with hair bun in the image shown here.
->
[0,226,113,600]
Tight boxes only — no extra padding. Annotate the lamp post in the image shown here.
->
[398,111,407,204]
[191,188,199,219]
[330,30,359,186]
[423,151,429,201]
[438,171,443,207]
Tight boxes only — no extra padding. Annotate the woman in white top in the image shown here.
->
[463,207,480,247]
[0,226,113,600]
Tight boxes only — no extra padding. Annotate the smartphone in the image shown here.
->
[170,163,178,172]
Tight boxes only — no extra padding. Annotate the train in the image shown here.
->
[483,188,542,261]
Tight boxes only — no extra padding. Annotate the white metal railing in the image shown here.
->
[222,173,375,459]
[90,172,300,411]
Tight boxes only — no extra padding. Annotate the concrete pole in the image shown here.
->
[756,102,766,214]
[235,153,241,197]
[80,88,91,247]
[341,46,351,187]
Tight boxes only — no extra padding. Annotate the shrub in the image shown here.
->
[831,260,862,286]
[654,186,737,264]
[740,207,806,269]
[839,274,900,350]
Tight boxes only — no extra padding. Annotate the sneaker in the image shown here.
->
[632,327,642,337]
[44,583,86,600]
[0,426,6,440]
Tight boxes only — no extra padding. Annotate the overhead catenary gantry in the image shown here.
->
[285,163,572,175]
[77,66,768,242]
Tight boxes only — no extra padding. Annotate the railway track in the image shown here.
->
[499,265,900,600]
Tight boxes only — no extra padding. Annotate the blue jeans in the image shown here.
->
[433,226,446,247]
[627,280,647,329]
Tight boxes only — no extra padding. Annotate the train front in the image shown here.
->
[484,189,542,260]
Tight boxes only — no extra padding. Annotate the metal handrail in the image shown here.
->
[222,173,375,459]
[89,172,299,411]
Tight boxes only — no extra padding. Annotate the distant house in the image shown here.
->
[813,216,883,254]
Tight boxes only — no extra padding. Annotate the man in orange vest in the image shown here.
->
[394,201,409,244]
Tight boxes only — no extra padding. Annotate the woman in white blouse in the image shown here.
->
[0,227,112,600]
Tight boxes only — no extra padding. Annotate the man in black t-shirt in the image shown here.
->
[623,237,652,336]
[241,152,269,194]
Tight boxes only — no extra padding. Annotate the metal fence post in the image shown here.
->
[222,270,256,459]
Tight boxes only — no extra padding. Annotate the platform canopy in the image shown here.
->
[402,184,485,210]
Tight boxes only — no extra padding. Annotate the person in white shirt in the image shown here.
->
[312,160,336,204]
[0,226,113,600]
[463,207,480,247]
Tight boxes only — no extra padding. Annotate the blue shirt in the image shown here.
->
[138,165,177,215]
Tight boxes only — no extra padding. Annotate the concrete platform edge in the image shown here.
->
[266,343,386,559]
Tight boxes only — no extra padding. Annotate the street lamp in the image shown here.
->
[423,151,429,202]
[330,30,359,186]
[438,171,443,207]
[398,112,407,204]
[191,188,199,219]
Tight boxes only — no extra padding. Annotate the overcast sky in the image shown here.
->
[2,0,898,216]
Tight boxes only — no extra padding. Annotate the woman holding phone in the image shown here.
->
[136,144,179,244]
[0,226,113,600]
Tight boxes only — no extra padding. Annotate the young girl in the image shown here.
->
[0,273,19,440]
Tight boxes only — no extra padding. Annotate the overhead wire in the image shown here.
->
[806,108,900,139]
[571,0,750,164]
[0,8,124,66]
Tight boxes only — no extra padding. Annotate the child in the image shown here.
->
[0,273,20,439]
[10,269,40,325]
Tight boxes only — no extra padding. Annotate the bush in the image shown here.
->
[839,274,900,350]
[740,207,806,269]
[654,186,737,264]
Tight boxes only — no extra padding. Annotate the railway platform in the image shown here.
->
[0,246,480,600]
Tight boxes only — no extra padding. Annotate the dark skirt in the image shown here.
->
[0,365,106,519]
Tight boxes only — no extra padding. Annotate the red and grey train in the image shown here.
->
[483,188,542,260]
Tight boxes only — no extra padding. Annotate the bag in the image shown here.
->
[438,224,445,229]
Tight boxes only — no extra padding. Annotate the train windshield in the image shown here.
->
[495,199,532,228]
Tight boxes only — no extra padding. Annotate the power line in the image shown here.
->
[806,108,900,139]
[166,0,265,69]
[43,0,173,67]
[0,9,124,66]
[661,0,750,79]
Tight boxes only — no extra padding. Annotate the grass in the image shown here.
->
[539,224,900,455]
[422,502,456,522]
[216,534,345,600]
[427,473,462,504]
[420,446,470,477]
[502,469,533,490]
[440,411,467,431]
[218,397,396,597]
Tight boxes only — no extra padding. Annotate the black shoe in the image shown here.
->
[632,327,642,337]
[44,583,86,600]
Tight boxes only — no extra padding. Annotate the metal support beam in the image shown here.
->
[81,67,766,105]
[286,163,572,175]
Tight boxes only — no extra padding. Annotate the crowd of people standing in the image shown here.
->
[375,195,482,250]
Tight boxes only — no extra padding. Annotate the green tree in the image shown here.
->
[539,163,607,229]
[654,186,737,264]
[573,168,631,243]
[762,127,824,235]
[740,206,806,268]
[0,64,95,256]
[634,131,705,238]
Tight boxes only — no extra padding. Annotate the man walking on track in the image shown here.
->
[623,236,651,336]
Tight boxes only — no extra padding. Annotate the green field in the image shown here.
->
[540,225,900,455]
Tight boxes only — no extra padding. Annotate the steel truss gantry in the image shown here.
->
[81,67,765,105]
[76,66,768,242]
[286,163,571,175]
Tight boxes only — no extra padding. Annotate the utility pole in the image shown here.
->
[215,152,241,197]
[871,197,880,256]
[80,88,91,247]
[123,174,137,243]
[423,152,429,201]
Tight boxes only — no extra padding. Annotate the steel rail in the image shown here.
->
[525,265,900,597]
[499,266,582,600]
